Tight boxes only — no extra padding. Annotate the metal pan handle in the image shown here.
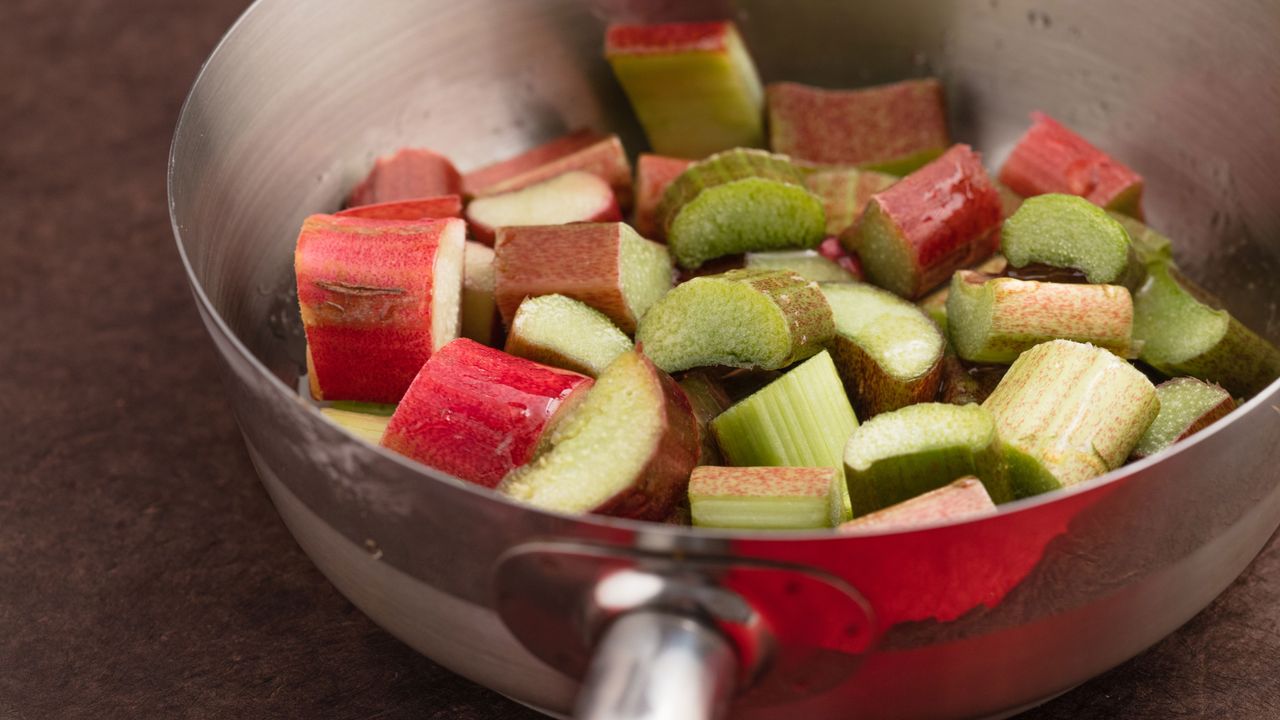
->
[575,610,738,720]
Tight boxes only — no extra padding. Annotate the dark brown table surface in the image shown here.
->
[3,1,1279,718]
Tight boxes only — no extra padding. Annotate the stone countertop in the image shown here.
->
[2,0,1278,717]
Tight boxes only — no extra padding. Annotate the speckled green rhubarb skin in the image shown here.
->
[946,271,1134,363]
[1133,261,1280,397]
[1001,194,1142,288]
[710,351,858,525]
[636,269,835,373]
[505,294,634,377]
[843,402,1009,516]
[745,250,856,282]
[1131,378,1236,459]
[803,167,899,236]
[983,340,1159,496]
[839,477,996,533]
[820,282,944,418]
[1108,212,1174,266]
[658,149,826,268]
[688,466,837,529]
[678,370,732,466]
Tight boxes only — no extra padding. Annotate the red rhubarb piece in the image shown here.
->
[463,130,634,210]
[818,236,865,281]
[381,338,592,488]
[336,194,462,221]
[633,153,693,238]
[296,215,466,403]
[346,148,463,207]
[998,112,1144,218]
[465,171,622,245]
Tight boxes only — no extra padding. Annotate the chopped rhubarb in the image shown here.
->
[689,466,840,529]
[381,338,592,488]
[346,148,463,207]
[804,167,899,237]
[998,112,1144,218]
[633,153,693,238]
[336,194,462,221]
[463,130,634,210]
[465,171,622,245]
[839,478,996,533]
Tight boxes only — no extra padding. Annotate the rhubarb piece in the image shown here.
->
[821,282,945,418]
[998,112,1145,218]
[659,149,826,268]
[346,148,463,207]
[689,466,840,529]
[1131,378,1237,460]
[604,21,764,158]
[1000,194,1142,288]
[710,351,859,525]
[917,254,1008,329]
[382,339,592,488]
[983,340,1159,496]
[744,249,856,282]
[633,153,693,238]
[1108,212,1174,265]
[1132,261,1280,397]
[463,131,634,210]
[465,171,622,244]
[818,237,866,281]
[843,144,1003,299]
[636,269,835,373]
[945,271,1134,363]
[497,351,699,520]
[678,370,732,466]
[505,294,633,377]
[295,215,465,403]
[493,222,672,334]
[336,194,462,221]
[461,241,501,345]
[843,402,1010,516]
[839,477,997,533]
[804,167,899,236]
[318,406,393,446]
[767,80,950,174]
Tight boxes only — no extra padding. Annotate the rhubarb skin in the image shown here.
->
[346,148,463,207]
[296,215,465,403]
[767,79,950,174]
[498,351,700,520]
[805,167,900,237]
[678,370,733,466]
[843,144,1003,299]
[998,112,1145,219]
[381,338,592,488]
[605,21,764,158]
[839,477,996,534]
[945,271,1135,364]
[633,153,693,238]
[983,339,1159,495]
[1130,378,1236,459]
[463,131,634,210]
[689,466,838,529]
[493,222,672,334]
[336,194,462,221]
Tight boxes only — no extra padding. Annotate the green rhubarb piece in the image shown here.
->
[1001,194,1142,287]
[744,249,856,282]
[636,268,835,373]
[604,21,764,159]
[983,340,1159,496]
[658,149,826,269]
[839,477,997,533]
[820,282,945,418]
[917,254,1009,330]
[710,351,858,525]
[1131,378,1237,459]
[843,402,1010,517]
[945,271,1134,363]
[504,294,633,377]
[1108,212,1174,266]
[688,466,838,529]
[1133,261,1280,397]
[678,370,733,466]
[319,406,392,445]
[803,167,899,237]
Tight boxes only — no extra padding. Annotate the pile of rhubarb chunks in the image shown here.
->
[294,21,1280,532]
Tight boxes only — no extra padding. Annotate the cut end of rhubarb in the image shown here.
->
[637,269,835,373]
[689,466,838,529]
[1001,194,1137,286]
[506,294,634,377]
[465,171,622,244]
[839,477,996,534]
[318,406,393,446]
[660,148,826,269]
[461,241,500,345]
[1131,378,1236,459]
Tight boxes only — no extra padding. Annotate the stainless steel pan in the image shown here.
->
[169,1,1280,717]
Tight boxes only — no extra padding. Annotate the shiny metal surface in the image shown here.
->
[575,612,737,720]
[170,0,1280,717]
